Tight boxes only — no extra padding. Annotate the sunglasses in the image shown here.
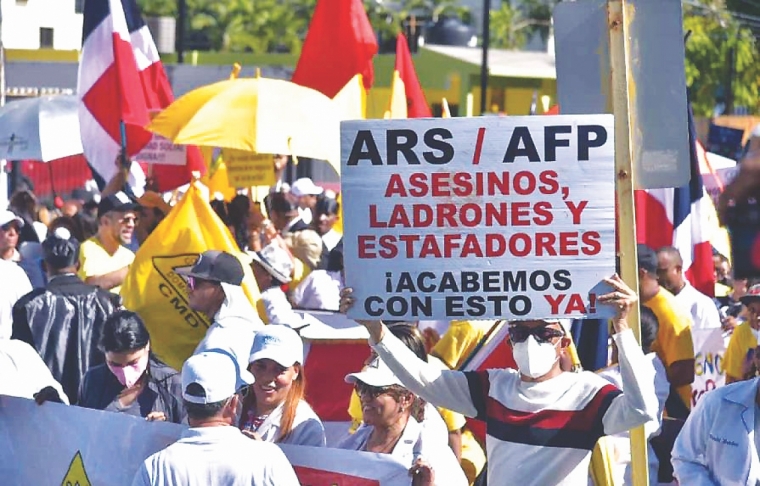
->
[508,325,565,344]
[355,382,393,400]
[119,216,139,225]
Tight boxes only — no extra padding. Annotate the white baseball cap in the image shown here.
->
[249,325,304,367]
[181,351,254,404]
[290,178,324,197]
[248,243,293,283]
[345,356,403,388]
[0,210,24,228]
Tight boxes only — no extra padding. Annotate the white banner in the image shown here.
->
[691,328,728,407]
[341,115,617,320]
[0,396,410,485]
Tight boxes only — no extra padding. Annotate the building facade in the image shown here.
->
[2,0,83,50]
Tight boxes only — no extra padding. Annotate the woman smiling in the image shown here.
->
[238,325,326,447]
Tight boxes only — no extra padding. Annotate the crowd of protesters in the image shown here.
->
[1,151,760,486]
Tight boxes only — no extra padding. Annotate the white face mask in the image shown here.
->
[512,335,560,379]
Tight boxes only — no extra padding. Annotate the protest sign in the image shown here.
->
[222,149,277,187]
[691,328,727,407]
[135,134,188,166]
[0,396,411,486]
[341,116,617,320]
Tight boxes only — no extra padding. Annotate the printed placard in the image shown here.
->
[341,115,616,320]
[135,135,187,166]
[223,149,277,187]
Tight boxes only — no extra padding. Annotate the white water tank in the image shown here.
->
[146,17,176,54]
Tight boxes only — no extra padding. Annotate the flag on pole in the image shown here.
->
[79,0,205,192]
[635,106,715,296]
[388,33,432,119]
[292,0,378,99]
[120,183,262,371]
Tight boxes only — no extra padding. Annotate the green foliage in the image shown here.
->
[683,2,760,115]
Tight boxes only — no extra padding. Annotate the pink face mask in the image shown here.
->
[107,350,149,388]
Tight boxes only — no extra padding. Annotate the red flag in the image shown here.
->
[392,34,431,118]
[292,0,378,98]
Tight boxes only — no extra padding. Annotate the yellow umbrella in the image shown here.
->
[147,77,341,174]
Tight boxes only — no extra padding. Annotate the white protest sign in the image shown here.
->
[691,328,728,407]
[135,134,187,166]
[341,115,616,320]
[0,395,411,486]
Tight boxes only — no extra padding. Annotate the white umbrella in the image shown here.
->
[0,95,83,162]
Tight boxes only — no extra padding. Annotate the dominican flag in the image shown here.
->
[78,0,204,192]
[634,106,715,296]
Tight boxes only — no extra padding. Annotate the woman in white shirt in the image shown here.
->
[338,356,468,486]
[239,325,326,447]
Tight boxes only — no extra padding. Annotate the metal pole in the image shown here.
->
[177,0,186,64]
[480,0,490,115]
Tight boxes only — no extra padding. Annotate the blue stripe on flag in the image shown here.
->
[82,0,110,43]
[121,0,147,33]
[672,104,704,228]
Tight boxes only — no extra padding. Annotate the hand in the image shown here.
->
[339,288,385,342]
[722,315,738,333]
[597,274,638,333]
[34,386,63,405]
[409,458,435,486]
[241,429,263,441]
[146,411,167,422]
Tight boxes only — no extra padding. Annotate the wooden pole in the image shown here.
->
[607,1,648,485]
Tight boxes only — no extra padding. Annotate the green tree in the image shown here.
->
[489,3,529,49]
[683,1,760,115]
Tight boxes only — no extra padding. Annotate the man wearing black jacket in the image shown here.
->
[12,227,120,404]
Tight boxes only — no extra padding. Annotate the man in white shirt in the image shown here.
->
[248,243,305,328]
[657,246,722,330]
[0,258,32,340]
[179,251,264,376]
[290,178,323,225]
[131,351,299,486]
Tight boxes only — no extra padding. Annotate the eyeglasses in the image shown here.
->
[355,382,393,400]
[508,325,564,344]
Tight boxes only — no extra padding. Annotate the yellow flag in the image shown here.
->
[121,183,262,371]
[387,70,407,119]
[199,146,236,201]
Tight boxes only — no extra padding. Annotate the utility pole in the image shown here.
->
[177,0,186,64]
[480,0,490,115]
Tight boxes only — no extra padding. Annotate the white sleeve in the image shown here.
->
[372,328,479,418]
[601,330,658,435]
[17,341,69,405]
[671,391,721,485]
[263,289,305,328]
[291,275,312,308]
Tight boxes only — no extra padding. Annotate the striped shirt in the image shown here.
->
[372,329,658,485]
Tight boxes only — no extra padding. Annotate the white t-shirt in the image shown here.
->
[0,339,68,403]
[0,259,33,340]
[292,270,343,311]
[132,426,300,486]
[674,282,722,330]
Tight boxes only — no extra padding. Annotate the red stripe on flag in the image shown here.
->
[687,240,716,296]
[304,341,369,422]
[635,190,674,250]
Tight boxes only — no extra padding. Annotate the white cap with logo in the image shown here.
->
[249,325,304,367]
[0,210,24,228]
[182,351,254,404]
[345,356,403,388]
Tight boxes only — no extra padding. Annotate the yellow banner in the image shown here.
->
[120,183,262,371]
[223,149,276,188]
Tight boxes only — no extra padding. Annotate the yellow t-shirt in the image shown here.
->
[77,237,135,295]
[644,287,695,407]
[724,321,757,381]
[431,320,496,369]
